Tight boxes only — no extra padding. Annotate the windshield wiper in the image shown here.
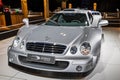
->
[48,20,60,26]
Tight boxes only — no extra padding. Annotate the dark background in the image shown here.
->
[2,0,120,12]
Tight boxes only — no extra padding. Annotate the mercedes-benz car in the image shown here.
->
[8,9,108,73]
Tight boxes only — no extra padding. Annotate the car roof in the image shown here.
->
[56,8,89,14]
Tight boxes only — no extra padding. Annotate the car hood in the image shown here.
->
[26,25,84,45]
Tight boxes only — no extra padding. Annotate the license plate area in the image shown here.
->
[26,54,55,64]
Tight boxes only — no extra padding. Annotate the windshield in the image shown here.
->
[45,13,89,26]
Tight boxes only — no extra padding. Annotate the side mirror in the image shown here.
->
[99,20,109,26]
[23,18,29,27]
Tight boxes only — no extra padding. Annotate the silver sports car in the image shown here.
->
[8,9,108,73]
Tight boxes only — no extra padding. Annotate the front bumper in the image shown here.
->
[8,47,97,73]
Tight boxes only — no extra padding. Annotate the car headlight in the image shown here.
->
[80,42,91,55]
[20,41,25,49]
[13,37,20,47]
[70,46,77,54]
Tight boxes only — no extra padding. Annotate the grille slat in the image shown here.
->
[26,42,66,54]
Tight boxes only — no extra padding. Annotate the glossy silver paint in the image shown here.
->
[8,9,108,73]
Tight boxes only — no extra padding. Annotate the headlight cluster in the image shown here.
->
[70,42,91,55]
[20,41,25,49]
[80,42,91,55]
[70,46,77,54]
[13,37,20,47]
[13,37,25,49]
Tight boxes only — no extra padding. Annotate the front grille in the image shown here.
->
[26,42,66,54]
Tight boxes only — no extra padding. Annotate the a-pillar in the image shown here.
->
[44,0,49,19]
[21,0,28,18]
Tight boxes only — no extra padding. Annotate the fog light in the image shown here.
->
[76,65,82,71]
[9,58,13,62]
[86,62,93,70]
